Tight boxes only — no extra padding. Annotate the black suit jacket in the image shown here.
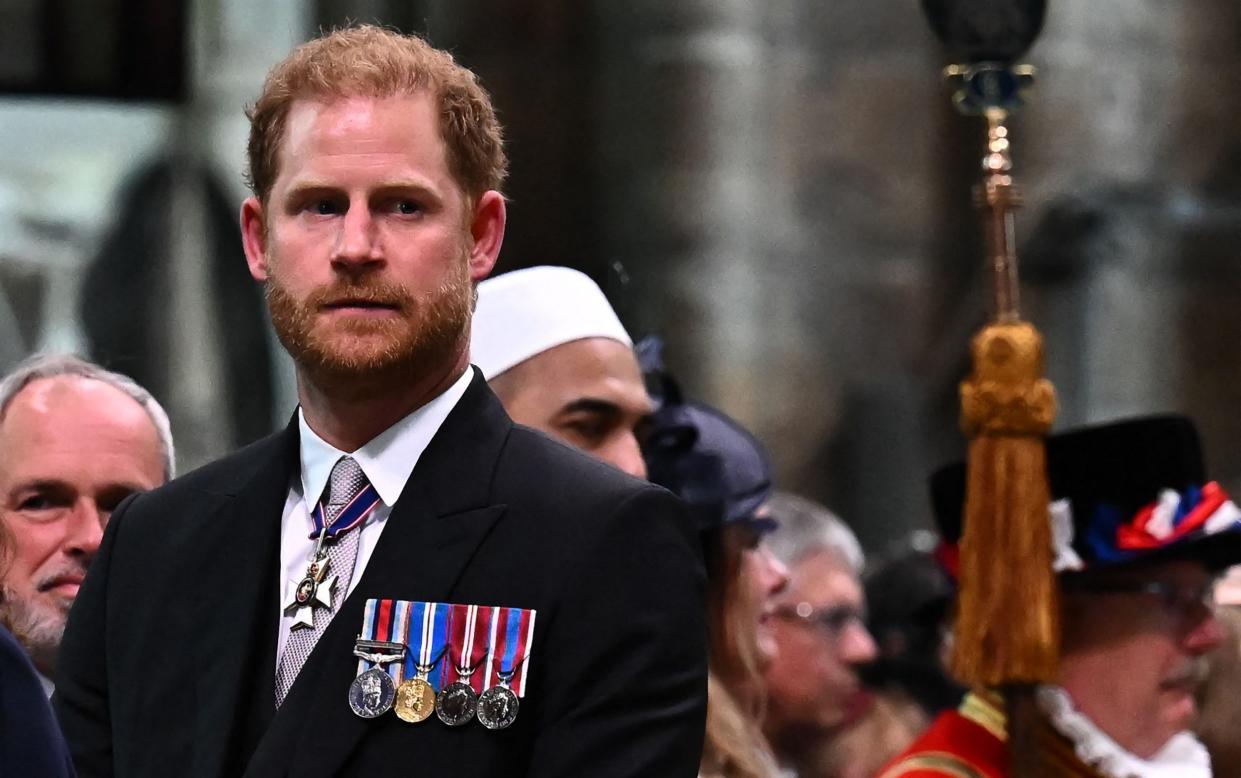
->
[1,626,74,777]
[55,373,707,777]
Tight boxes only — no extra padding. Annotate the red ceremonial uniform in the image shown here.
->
[877,692,1105,778]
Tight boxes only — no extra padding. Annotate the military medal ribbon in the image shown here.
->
[484,606,536,698]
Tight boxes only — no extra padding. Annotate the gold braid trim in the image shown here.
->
[959,691,1008,742]
[877,753,987,778]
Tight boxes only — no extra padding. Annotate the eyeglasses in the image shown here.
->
[772,601,867,639]
[1063,578,1217,623]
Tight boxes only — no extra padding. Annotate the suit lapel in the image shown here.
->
[246,372,514,777]
[189,421,297,778]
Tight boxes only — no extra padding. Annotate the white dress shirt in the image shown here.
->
[275,369,473,664]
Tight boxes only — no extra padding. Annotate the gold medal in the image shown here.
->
[394,676,436,723]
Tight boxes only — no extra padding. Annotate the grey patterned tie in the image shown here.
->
[274,456,368,706]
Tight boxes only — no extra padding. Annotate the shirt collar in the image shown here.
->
[298,368,473,508]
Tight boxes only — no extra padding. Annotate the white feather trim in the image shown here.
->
[1036,686,1211,778]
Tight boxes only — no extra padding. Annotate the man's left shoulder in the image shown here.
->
[478,425,699,597]
[494,424,677,522]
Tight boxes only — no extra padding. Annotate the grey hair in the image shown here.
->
[0,353,175,480]
[764,491,865,574]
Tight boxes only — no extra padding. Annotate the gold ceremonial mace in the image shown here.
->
[921,3,1057,776]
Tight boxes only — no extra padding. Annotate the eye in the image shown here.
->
[311,199,340,215]
[563,417,610,445]
[387,198,422,217]
[18,494,55,511]
[13,489,70,517]
[97,489,138,514]
[737,527,762,550]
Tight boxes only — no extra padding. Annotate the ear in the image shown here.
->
[466,190,506,283]
[240,196,270,282]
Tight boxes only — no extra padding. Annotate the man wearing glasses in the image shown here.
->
[761,493,878,777]
[881,415,1241,777]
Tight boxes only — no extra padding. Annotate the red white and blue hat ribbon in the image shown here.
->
[1070,481,1241,566]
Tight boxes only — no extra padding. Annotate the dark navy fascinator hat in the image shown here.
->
[637,338,775,534]
[931,415,1241,575]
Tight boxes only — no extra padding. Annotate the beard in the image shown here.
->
[0,584,65,677]
[265,255,473,395]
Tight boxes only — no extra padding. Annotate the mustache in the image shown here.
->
[298,279,414,310]
[1163,656,1210,689]
[34,560,91,593]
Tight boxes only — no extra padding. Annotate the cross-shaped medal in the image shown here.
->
[283,531,338,630]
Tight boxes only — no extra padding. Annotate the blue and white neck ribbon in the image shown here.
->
[308,483,382,540]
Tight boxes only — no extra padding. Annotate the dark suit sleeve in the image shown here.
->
[53,493,135,777]
[1,627,74,778]
[526,486,708,777]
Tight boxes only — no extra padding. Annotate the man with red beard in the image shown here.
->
[55,26,706,778]
[880,416,1241,778]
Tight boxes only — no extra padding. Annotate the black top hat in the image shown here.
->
[931,415,1241,573]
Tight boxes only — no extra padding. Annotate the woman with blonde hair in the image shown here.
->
[643,361,788,778]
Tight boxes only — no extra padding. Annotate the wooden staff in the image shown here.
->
[920,3,1057,775]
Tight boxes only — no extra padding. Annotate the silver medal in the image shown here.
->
[349,667,396,719]
[435,681,479,726]
[476,684,519,730]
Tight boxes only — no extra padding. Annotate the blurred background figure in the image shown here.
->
[760,492,880,778]
[884,416,1237,777]
[1196,566,1241,776]
[472,265,651,478]
[0,513,74,776]
[0,353,171,691]
[643,351,787,778]
[813,541,963,778]
[862,540,962,717]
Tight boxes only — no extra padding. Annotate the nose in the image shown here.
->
[1183,609,1227,655]
[759,546,790,598]
[332,202,382,270]
[840,618,879,665]
[63,499,104,560]
[607,432,647,480]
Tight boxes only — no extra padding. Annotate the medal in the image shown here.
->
[282,536,336,630]
[435,680,479,726]
[347,599,538,728]
[349,667,396,718]
[476,680,520,730]
[348,601,408,719]
[283,482,381,632]
[476,605,537,729]
[436,604,489,726]
[395,675,437,723]
[395,647,444,723]
[393,601,449,724]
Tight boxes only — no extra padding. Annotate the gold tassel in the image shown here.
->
[951,321,1059,687]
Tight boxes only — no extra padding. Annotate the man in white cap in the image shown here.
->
[471,265,651,478]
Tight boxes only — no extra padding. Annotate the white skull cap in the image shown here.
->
[470,265,633,380]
